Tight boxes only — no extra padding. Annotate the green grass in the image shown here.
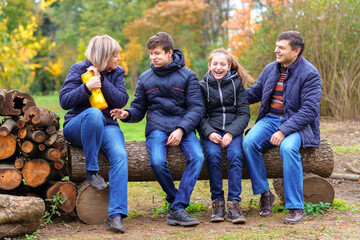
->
[332,145,360,154]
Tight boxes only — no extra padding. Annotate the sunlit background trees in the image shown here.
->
[0,0,359,119]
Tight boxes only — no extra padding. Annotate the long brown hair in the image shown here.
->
[208,48,253,86]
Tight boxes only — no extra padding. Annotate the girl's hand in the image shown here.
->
[221,132,233,148]
[208,132,222,144]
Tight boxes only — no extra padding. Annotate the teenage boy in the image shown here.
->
[110,32,204,227]
[243,31,322,224]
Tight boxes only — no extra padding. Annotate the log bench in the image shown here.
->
[69,139,335,224]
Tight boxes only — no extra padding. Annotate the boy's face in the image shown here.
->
[149,46,173,68]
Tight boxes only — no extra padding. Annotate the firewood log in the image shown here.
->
[0,164,22,190]
[21,140,38,157]
[0,117,17,137]
[46,181,77,213]
[0,134,17,160]
[53,159,65,170]
[0,90,36,116]
[16,117,26,128]
[0,194,44,238]
[14,156,25,169]
[22,159,51,187]
[23,106,60,129]
[18,127,46,143]
[44,134,57,146]
[45,125,57,135]
[44,148,61,161]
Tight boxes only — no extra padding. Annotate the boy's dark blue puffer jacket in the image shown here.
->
[246,56,322,148]
[123,49,204,137]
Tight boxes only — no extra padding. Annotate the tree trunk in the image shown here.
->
[0,134,17,160]
[46,181,77,213]
[0,117,17,137]
[273,173,335,204]
[76,181,109,224]
[0,194,44,238]
[0,165,22,190]
[0,90,36,116]
[22,159,51,187]
[69,139,334,182]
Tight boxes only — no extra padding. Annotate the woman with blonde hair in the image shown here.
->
[59,35,129,233]
[197,48,251,224]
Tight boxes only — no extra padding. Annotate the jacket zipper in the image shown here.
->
[217,80,226,131]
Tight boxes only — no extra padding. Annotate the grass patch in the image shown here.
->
[332,145,360,154]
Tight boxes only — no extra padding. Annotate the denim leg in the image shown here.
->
[280,132,303,209]
[226,134,244,202]
[63,108,105,171]
[146,130,177,204]
[243,114,278,195]
[172,131,204,210]
[100,125,128,218]
[200,136,224,201]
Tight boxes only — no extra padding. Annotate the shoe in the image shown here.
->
[88,173,108,191]
[105,216,125,233]
[167,209,200,226]
[227,200,246,224]
[283,209,307,224]
[259,190,275,217]
[210,199,225,222]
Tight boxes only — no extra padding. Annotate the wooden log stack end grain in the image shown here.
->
[46,181,77,213]
[69,139,334,183]
[22,159,51,187]
[0,135,17,160]
[0,194,44,238]
[0,165,22,190]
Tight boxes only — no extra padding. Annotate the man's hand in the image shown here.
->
[208,132,222,144]
[221,132,233,148]
[110,109,129,120]
[270,130,285,146]
[167,128,184,146]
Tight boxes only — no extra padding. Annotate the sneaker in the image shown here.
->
[210,199,225,222]
[227,200,246,224]
[167,209,200,226]
[88,173,108,191]
[259,190,275,217]
[283,209,307,224]
[104,216,125,233]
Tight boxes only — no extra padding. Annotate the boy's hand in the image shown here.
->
[208,132,222,144]
[167,128,183,146]
[110,109,129,120]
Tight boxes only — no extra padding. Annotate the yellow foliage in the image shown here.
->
[45,58,64,77]
[118,44,129,76]
[40,0,62,11]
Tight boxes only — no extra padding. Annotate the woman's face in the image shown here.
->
[208,53,231,80]
[107,52,120,70]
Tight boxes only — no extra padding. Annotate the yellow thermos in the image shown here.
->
[81,71,108,110]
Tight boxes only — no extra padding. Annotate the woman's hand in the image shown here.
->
[221,132,233,148]
[110,109,129,120]
[86,66,100,76]
[85,75,101,91]
[208,132,222,144]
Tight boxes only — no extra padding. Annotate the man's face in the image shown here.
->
[275,39,300,67]
[149,46,173,68]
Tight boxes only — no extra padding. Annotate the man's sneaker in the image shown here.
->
[167,209,200,226]
[227,200,246,224]
[104,216,125,233]
[210,199,225,222]
[283,209,307,224]
[259,190,275,217]
[88,173,108,191]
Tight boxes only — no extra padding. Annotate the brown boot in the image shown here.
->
[283,209,306,224]
[210,199,225,222]
[259,190,275,217]
[227,200,246,224]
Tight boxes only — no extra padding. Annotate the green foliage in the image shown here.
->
[128,210,142,219]
[185,201,208,214]
[332,146,360,154]
[42,193,67,225]
[304,202,331,216]
[23,230,40,240]
[332,199,359,213]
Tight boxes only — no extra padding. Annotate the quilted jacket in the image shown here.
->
[197,70,250,139]
[59,59,129,127]
[122,49,204,137]
[246,56,322,148]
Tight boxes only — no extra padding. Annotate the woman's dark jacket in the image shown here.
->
[59,59,129,127]
[197,70,250,139]
[246,56,322,148]
[122,49,204,137]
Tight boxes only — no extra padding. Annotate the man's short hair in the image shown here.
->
[146,32,174,53]
[277,31,304,56]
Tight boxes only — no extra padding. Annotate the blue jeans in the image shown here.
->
[63,108,128,217]
[201,133,244,202]
[146,130,204,210]
[243,113,304,209]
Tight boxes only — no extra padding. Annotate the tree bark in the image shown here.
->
[329,173,360,181]
[22,159,51,187]
[0,194,44,238]
[76,181,109,224]
[46,181,77,213]
[273,173,335,204]
[0,165,22,190]
[0,90,36,116]
[69,139,334,182]
[0,117,17,137]
[0,134,17,160]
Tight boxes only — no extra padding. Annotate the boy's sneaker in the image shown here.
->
[210,199,225,222]
[227,200,246,224]
[167,209,200,226]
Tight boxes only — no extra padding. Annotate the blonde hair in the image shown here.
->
[208,49,253,86]
[85,35,120,72]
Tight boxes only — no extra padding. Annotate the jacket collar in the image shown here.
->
[150,49,185,76]
[277,55,303,74]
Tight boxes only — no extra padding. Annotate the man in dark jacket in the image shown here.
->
[243,31,322,224]
[110,32,204,227]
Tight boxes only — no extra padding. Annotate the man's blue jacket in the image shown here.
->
[246,56,322,148]
[122,49,204,137]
